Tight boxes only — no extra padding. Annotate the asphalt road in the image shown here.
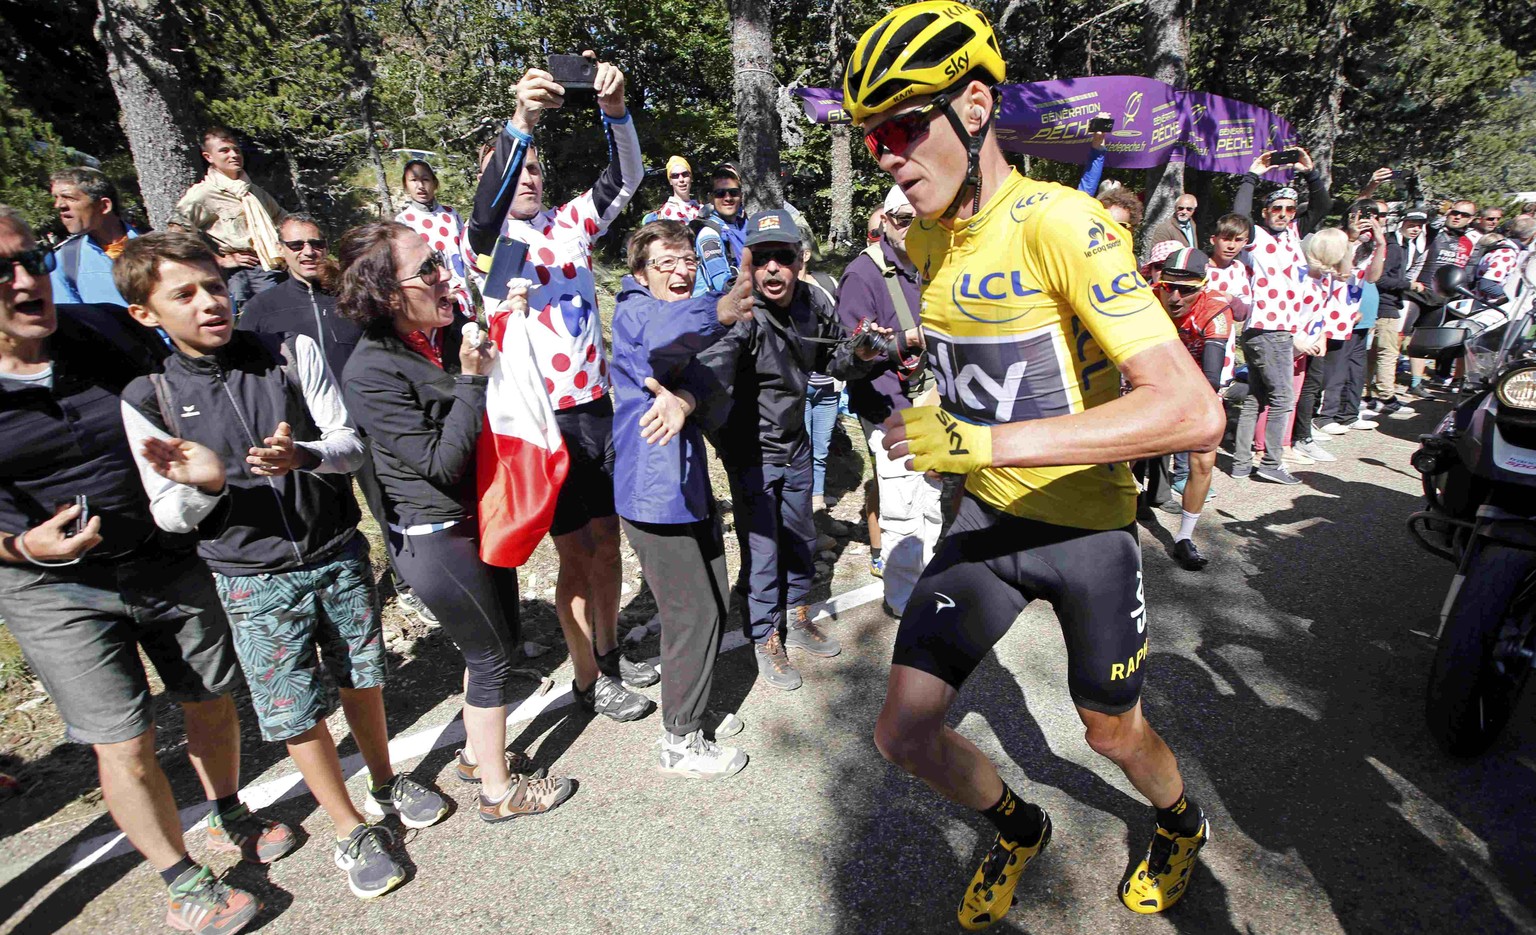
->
[4,397,1536,935]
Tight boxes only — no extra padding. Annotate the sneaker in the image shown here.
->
[573,674,653,722]
[1379,399,1416,418]
[657,729,747,779]
[1253,464,1301,485]
[785,605,841,657]
[597,646,660,688]
[478,773,576,823]
[1347,417,1379,431]
[869,554,885,578]
[703,709,744,740]
[1293,439,1336,462]
[1317,420,1350,436]
[754,632,802,691]
[1171,539,1209,571]
[454,748,546,783]
[811,495,827,512]
[1230,464,1252,479]
[957,809,1052,931]
[1281,446,1314,465]
[394,589,438,626]
[165,864,261,934]
[1362,398,1384,413]
[205,803,298,864]
[1409,384,1433,399]
[1120,815,1210,914]
[364,775,448,830]
[333,824,405,900]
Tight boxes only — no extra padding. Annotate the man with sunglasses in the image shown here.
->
[1228,147,1332,485]
[653,155,701,222]
[843,4,1224,925]
[697,164,748,265]
[1149,194,1201,251]
[1444,200,1479,267]
[695,209,861,691]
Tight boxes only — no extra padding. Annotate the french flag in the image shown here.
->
[476,286,568,567]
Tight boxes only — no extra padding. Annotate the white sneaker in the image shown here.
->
[1347,417,1379,431]
[1318,421,1350,436]
[658,730,747,779]
[1294,439,1337,462]
[1282,446,1314,465]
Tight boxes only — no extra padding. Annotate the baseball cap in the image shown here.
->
[711,163,740,181]
[1160,247,1209,283]
[744,209,802,248]
[666,155,691,175]
[883,185,912,215]
[1403,209,1428,222]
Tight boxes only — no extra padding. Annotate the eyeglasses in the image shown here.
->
[398,250,446,286]
[1482,214,1504,222]
[670,171,691,179]
[884,212,916,229]
[281,238,327,252]
[1159,281,1201,296]
[646,254,699,273]
[712,187,742,199]
[0,248,57,286]
[751,247,799,267]
[865,94,949,159]
[1175,205,1196,213]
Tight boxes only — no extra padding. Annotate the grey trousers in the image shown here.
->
[1233,329,1297,470]
[622,514,730,736]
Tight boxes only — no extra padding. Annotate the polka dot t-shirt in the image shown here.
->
[1242,224,1310,333]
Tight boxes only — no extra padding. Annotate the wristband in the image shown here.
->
[13,532,81,567]
[897,406,993,474]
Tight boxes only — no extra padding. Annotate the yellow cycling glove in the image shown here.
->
[896,406,993,474]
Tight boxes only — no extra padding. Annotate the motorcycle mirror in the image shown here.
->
[1435,262,1470,296]
[1454,285,1479,301]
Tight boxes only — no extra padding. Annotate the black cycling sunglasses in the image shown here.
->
[712,187,742,199]
[0,248,57,286]
[281,238,327,252]
[751,246,799,267]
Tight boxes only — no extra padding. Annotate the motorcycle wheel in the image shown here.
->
[1425,544,1536,755]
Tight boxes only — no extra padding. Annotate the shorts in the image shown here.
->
[894,495,1149,715]
[214,533,385,742]
[550,395,617,537]
[0,550,241,745]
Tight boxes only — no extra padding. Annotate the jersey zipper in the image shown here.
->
[214,361,306,566]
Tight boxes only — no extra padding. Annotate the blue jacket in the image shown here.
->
[611,277,728,525]
[50,228,139,306]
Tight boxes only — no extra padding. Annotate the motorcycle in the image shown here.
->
[1407,263,1536,755]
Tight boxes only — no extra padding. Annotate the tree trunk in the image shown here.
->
[94,0,203,230]
[338,0,393,217]
[1309,2,1350,191]
[283,146,311,214]
[823,0,854,252]
[1139,0,1189,256]
[729,0,783,216]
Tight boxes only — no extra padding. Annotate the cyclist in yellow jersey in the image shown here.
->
[844,4,1225,927]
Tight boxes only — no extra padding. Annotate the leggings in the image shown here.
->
[389,522,520,708]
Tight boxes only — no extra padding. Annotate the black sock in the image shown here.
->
[160,855,198,887]
[1156,791,1204,836]
[871,547,882,561]
[210,793,241,822]
[980,781,1044,845]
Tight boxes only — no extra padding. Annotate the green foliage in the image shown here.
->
[0,74,71,233]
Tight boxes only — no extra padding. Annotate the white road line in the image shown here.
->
[61,581,885,874]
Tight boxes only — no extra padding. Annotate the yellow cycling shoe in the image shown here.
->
[957,808,1052,931]
[1119,817,1209,914]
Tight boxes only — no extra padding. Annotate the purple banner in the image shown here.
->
[793,77,1295,179]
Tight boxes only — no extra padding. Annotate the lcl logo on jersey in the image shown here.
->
[1087,270,1157,318]
[950,270,1043,324]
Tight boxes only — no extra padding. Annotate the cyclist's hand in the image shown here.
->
[17,505,102,562]
[884,406,992,474]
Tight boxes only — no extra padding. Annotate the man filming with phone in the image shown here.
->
[465,51,655,722]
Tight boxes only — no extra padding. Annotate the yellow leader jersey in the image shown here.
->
[906,170,1176,530]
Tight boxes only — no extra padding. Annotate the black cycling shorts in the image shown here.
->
[550,395,617,538]
[893,494,1149,715]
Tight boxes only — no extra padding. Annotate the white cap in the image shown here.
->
[883,185,911,214]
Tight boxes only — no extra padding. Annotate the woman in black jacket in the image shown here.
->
[338,221,573,822]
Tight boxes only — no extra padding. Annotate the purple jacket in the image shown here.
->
[834,239,923,423]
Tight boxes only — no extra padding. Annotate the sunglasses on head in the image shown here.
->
[399,250,446,286]
[864,94,949,160]
[751,247,799,267]
[712,187,741,199]
[0,247,57,286]
[281,238,327,252]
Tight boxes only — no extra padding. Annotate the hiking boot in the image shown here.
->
[574,674,653,722]
[478,773,576,823]
[657,729,747,779]
[597,646,660,689]
[333,824,405,900]
[205,803,297,864]
[785,605,841,657]
[1253,464,1301,485]
[754,632,802,691]
[394,589,438,626]
[454,748,545,783]
[702,709,744,740]
[364,774,448,830]
[165,864,261,934]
